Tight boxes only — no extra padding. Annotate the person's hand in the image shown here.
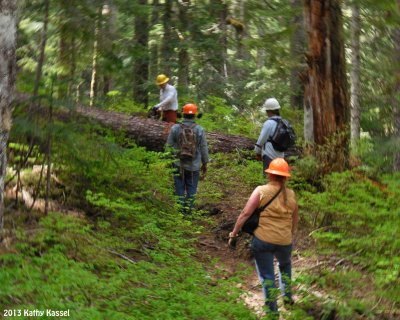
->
[228,232,239,249]
[255,154,262,161]
[200,164,207,180]
[152,106,160,112]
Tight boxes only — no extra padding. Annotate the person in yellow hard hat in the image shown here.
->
[166,103,209,215]
[229,158,299,317]
[153,74,178,123]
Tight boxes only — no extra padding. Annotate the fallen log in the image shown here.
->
[14,92,300,157]
[76,106,250,153]
[76,106,301,157]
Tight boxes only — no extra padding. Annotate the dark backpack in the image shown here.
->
[267,118,296,152]
[177,123,197,160]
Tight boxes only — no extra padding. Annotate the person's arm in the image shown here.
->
[292,203,299,236]
[155,86,176,111]
[229,187,260,237]
[199,128,209,178]
[166,125,178,152]
[254,120,273,156]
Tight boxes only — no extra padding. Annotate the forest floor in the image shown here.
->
[195,200,318,319]
[3,160,398,319]
[195,174,398,320]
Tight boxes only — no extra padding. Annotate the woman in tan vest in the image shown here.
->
[229,158,299,316]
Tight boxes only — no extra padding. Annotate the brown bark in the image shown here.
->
[74,106,301,157]
[149,0,160,81]
[161,0,173,75]
[303,0,350,171]
[393,0,400,171]
[177,0,190,92]
[290,0,305,109]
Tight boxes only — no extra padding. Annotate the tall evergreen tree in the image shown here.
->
[350,3,361,149]
[289,0,305,109]
[0,0,18,232]
[303,0,350,172]
[133,0,150,108]
[177,0,190,93]
[160,0,173,75]
[393,0,400,170]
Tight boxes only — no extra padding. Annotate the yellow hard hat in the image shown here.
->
[156,74,169,85]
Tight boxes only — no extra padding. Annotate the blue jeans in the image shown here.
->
[173,165,200,215]
[251,236,292,313]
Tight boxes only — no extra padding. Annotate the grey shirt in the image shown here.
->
[166,119,209,171]
[254,115,284,160]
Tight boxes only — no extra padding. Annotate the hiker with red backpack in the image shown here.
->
[166,103,209,215]
[255,98,296,174]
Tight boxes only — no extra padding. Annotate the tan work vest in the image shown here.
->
[253,181,297,245]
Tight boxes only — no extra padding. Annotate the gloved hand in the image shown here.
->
[255,154,262,161]
[152,106,160,112]
[200,164,207,180]
[228,232,239,249]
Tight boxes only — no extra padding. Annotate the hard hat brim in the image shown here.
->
[156,77,169,85]
[263,107,281,111]
[265,168,291,177]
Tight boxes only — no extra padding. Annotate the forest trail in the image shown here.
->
[195,201,319,319]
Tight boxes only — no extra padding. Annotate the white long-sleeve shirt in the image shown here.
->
[155,83,178,111]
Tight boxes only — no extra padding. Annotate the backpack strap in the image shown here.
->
[266,117,281,143]
[258,185,283,212]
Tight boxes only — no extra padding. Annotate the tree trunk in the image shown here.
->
[58,2,72,99]
[161,0,173,75]
[133,0,150,108]
[45,79,54,216]
[0,0,18,232]
[33,0,50,101]
[149,0,160,82]
[89,9,101,107]
[68,37,77,97]
[350,4,361,149]
[177,0,190,93]
[303,0,350,172]
[290,0,305,109]
[98,3,115,97]
[74,105,301,158]
[217,0,228,78]
[393,0,400,171]
[256,25,266,69]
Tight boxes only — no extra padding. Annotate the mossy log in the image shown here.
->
[76,106,301,158]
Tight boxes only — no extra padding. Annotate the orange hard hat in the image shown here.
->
[182,103,198,115]
[265,158,291,177]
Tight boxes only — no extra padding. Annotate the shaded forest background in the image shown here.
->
[13,0,400,170]
[0,0,399,319]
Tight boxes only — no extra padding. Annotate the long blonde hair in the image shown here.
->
[268,174,287,204]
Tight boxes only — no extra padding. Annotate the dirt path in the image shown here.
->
[195,195,318,319]
[196,218,320,319]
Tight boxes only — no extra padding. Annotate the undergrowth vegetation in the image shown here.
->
[1,120,255,319]
[2,105,399,319]
[293,166,400,318]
